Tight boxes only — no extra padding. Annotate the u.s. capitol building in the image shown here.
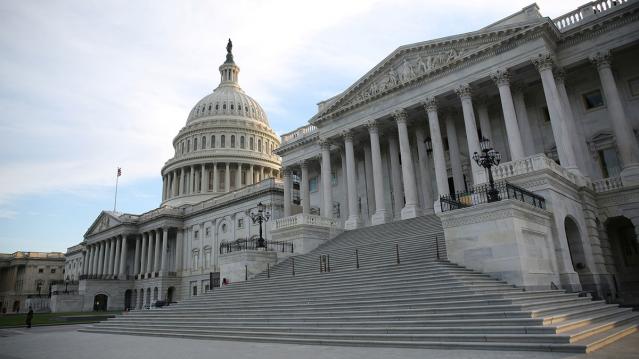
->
[56,0,639,314]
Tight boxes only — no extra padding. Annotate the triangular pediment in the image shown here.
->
[312,19,546,122]
[85,211,123,237]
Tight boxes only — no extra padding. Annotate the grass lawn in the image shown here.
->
[0,311,121,328]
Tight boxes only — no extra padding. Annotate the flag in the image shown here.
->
[117,167,122,177]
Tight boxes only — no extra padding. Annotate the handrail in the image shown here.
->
[440,181,546,212]
[219,237,294,254]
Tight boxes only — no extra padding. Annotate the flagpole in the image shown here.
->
[114,168,120,212]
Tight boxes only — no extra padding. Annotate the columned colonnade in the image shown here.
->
[281,50,639,228]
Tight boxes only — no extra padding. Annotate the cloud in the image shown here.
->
[0,209,18,220]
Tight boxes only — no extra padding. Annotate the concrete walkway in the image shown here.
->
[0,324,637,359]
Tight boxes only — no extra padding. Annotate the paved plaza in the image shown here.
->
[0,324,637,359]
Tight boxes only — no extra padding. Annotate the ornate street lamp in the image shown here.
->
[250,202,271,248]
[472,137,502,203]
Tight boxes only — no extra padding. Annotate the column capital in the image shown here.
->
[342,130,354,142]
[590,50,612,70]
[422,97,438,113]
[455,83,473,100]
[392,109,408,124]
[298,159,309,169]
[554,67,567,85]
[318,139,331,150]
[531,52,555,72]
[366,120,379,133]
[490,69,511,87]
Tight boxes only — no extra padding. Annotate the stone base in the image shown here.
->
[400,204,421,220]
[219,250,277,284]
[621,163,639,186]
[438,199,559,290]
[371,210,389,225]
[345,216,362,230]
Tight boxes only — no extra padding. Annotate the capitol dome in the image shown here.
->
[160,40,281,207]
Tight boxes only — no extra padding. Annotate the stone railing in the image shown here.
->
[553,0,630,31]
[138,206,184,221]
[272,213,342,231]
[492,154,579,185]
[280,124,318,146]
[183,178,283,214]
[592,176,623,192]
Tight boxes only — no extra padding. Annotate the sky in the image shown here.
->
[0,0,586,253]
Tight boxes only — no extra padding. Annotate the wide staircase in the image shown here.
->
[82,216,639,352]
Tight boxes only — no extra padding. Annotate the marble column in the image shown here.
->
[394,109,420,219]
[260,167,265,181]
[161,228,169,273]
[424,98,450,198]
[476,101,493,146]
[415,126,434,212]
[340,147,349,217]
[320,140,333,218]
[456,84,485,184]
[213,163,219,192]
[283,168,292,216]
[113,237,121,276]
[532,53,580,174]
[388,134,403,219]
[90,245,97,275]
[133,235,141,276]
[119,235,128,278]
[367,121,388,225]
[591,51,639,184]
[344,130,361,229]
[201,164,207,192]
[105,239,113,276]
[300,161,310,215]
[176,229,183,272]
[95,244,101,275]
[169,172,174,198]
[445,113,465,193]
[97,241,105,276]
[190,165,196,194]
[236,163,242,189]
[140,233,148,276]
[146,231,154,274]
[363,143,375,216]
[86,247,92,275]
[225,163,230,192]
[248,165,254,186]
[511,83,536,156]
[153,230,161,273]
[491,70,525,161]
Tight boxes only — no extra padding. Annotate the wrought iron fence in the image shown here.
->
[219,237,294,254]
[440,181,545,212]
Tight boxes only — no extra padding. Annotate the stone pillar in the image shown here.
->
[591,51,639,184]
[394,109,420,219]
[95,244,101,275]
[300,161,310,215]
[234,163,240,189]
[476,101,493,143]
[363,143,375,216]
[344,130,362,229]
[161,228,169,273]
[283,168,292,217]
[445,113,465,193]
[532,53,580,174]
[388,134,403,219]
[140,233,148,276]
[201,164,207,192]
[153,230,161,273]
[105,239,113,276]
[320,140,333,218]
[90,245,97,275]
[168,172,174,198]
[340,147,349,216]
[97,241,105,276]
[456,84,485,184]
[119,235,128,278]
[113,237,121,276]
[225,163,230,192]
[146,231,154,274]
[189,165,195,194]
[415,126,434,212]
[84,248,91,275]
[213,163,219,192]
[248,165,254,186]
[260,167,265,181]
[367,121,388,225]
[424,98,450,198]
[176,229,183,272]
[161,176,166,201]
[133,235,141,276]
[491,70,525,161]
[511,83,536,156]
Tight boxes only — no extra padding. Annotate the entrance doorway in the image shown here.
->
[605,216,639,305]
[124,290,132,310]
[167,287,175,303]
[93,294,108,311]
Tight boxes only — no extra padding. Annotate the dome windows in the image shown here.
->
[231,135,236,148]
[230,103,234,110]
[211,135,216,148]
[258,139,262,152]
[194,138,198,151]
[215,104,219,110]
[202,136,206,149]
[240,136,245,149]
[250,137,254,150]
[221,135,226,148]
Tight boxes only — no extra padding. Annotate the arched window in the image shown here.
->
[223,103,226,110]
[250,137,254,150]
[202,136,206,149]
[240,136,245,149]
[258,139,262,152]
[221,135,226,148]
[208,104,211,111]
[194,138,198,151]
[215,104,219,110]
[187,139,191,152]
[230,103,234,110]
[231,135,235,148]
[211,135,216,148]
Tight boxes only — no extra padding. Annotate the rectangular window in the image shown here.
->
[205,227,210,237]
[309,177,318,192]
[582,89,604,110]
[629,77,639,97]
[50,268,56,274]
[237,218,244,228]
[38,268,43,273]
[194,230,199,240]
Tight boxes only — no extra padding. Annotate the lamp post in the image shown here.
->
[250,202,271,249]
[472,137,502,203]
